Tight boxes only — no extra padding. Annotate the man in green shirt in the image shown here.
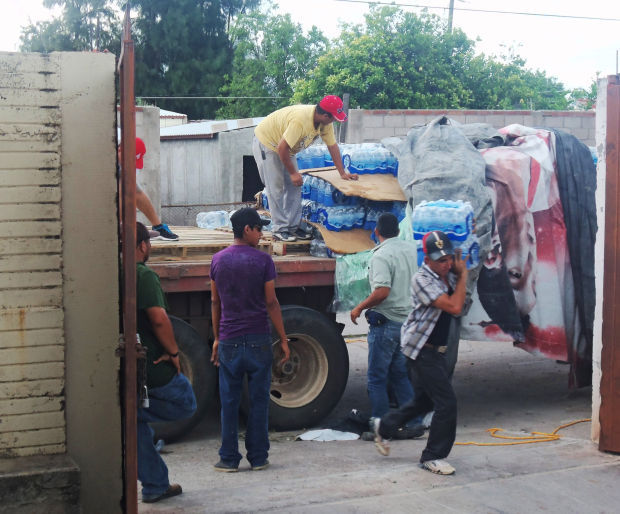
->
[253,95,358,242]
[351,213,422,433]
[136,222,196,503]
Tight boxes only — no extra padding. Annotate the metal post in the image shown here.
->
[447,0,455,33]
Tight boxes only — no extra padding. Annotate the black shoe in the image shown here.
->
[294,228,312,240]
[273,231,296,242]
[392,424,425,440]
[347,408,371,427]
[214,459,239,472]
[152,223,179,241]
[251,459,269,471]
[142,483,182,503]
[361,431,375,441]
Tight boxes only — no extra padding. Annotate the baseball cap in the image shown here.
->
[136,137,146,169]
[230,207,271,233]
[422,231,454,261]
[319,95,347,122]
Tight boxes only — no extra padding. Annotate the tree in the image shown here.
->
[568,78,598,110]
[293,6,568,111]
[217,5,328,118]
[132,0,233,119]
[20,0,120,53]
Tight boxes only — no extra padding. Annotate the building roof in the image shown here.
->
[159,109,187,119]
[160,117,264,140]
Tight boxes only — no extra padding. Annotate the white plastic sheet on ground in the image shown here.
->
[296,429,360,441]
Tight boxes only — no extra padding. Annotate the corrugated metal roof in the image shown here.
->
[159,109,187,118]
[160,117,264,140]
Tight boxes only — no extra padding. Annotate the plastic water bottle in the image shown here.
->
[302,175,311,199]
[323,181,335,207]
[322,145,334,166]
[310,237,329,257]
[309,176,318,202]
[317,179,326,205]
[310,146,324,168]
[386,152,398,176]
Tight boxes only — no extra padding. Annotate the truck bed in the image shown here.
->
[148,226,335,293]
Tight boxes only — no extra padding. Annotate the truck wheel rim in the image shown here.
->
[270,334,329,408]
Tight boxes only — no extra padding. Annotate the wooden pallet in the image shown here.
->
[148,226,310,259]
[270,238,312,256]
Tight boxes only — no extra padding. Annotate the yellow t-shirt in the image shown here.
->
[255,105,337,155]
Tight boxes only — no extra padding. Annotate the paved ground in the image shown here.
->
[140,319,620,513]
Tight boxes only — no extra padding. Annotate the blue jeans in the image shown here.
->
[367,318,414,418]
[218,333,272,467]
[137,373,196,498]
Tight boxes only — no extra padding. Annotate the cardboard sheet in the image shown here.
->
[308,167,406,202]
[310,223,375,254]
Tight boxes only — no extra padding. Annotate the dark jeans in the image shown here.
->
[138,373,196,498]
[218,333,273,467]
[379,347,457,462]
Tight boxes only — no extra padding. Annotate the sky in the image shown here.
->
[1,0,618,91]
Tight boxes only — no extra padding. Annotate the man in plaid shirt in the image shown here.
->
[373,231,468,475]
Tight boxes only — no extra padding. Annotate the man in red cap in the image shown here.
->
[134,137,179,241]
[253,95,358,242]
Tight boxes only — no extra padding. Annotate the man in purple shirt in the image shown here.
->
[210,208,290,472]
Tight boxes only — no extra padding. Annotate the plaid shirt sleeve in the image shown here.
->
[400,265,449,360]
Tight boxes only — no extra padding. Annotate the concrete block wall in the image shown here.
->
[346,109,596,146]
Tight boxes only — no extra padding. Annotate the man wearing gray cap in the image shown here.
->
[373,230,468,476]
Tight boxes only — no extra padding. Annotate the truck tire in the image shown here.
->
[150,316,216,442]
[243,305,349,431]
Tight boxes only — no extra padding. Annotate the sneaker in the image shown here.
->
[273,231,296,242]
[152,223,179,241]
[214,460,239,473]
[393,424,425,440]
[360,431,375,441]
[294,228,312,240]
[251,460,269,471]
[142,483,182,503]
[372,417,390,456]
[421,459,455,475]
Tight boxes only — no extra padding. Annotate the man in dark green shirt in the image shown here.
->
[136,222,196,503]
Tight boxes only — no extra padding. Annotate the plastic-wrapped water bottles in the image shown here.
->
[412,199,473,241]
[309,176,319,202]
[317,178,326,205]
[310,236,329,257]
[323,181,335,207]
[296,148,313,170]
[386,151,398,176]
[302,175,311,199]
[321,145,334,166]
[309,146,325,168]
[262,191,269,210]
[196,210,230,229]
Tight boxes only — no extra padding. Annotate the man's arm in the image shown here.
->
[146,306,181,374]
[277,139,303,186]
[431,250,468,315]
[328,143,358,181]
[210,280,222,366]
[350,287,390,324]
[264,279,290,364]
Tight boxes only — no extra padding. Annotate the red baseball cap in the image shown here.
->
[319,95,347,122]
[136,137,146,169]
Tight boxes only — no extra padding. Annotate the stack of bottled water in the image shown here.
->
[342,143,398,176]
[296,145,328,170]
[196,210,231,229]
[411,200,479,269]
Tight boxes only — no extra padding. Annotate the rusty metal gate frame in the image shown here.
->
[118,3,138,512]
[600,74,620,453]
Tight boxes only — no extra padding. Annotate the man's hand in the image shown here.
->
[279,338,290,365]
[452,248,468,277]
[211,339,220,367]
[350,305,363,325]
[290,171,303,187]
[153,353,181,374]
[340,172,358,181]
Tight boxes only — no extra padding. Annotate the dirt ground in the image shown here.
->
[139,324,620,513]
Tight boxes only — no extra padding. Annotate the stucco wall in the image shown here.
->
[0,51,122,512]
[346,109,596,146]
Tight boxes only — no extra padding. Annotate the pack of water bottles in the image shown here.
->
[412,199,480,269]
[342,143,398,176]
[301,173,406,236]
[296,143,398,176]
[196,210,231,229]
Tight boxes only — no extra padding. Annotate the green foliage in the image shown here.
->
[20,0,120,53]
[568,79,598,110]
[217,5,328,118]
[132,0,234,119]
[293,6,569,111]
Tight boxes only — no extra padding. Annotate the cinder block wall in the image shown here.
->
[346,109,596,146]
